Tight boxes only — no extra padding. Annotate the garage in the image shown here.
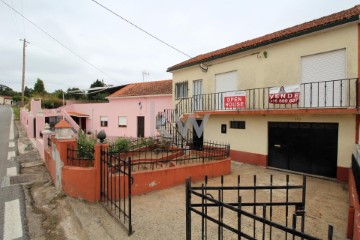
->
[268,122,338,178]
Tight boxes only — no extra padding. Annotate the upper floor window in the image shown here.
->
[175,81,188,99]
[100,116,108,127]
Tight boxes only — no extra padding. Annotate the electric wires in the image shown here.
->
[0,0,121,85]
[90,0,192,59]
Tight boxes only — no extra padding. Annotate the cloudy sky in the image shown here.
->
[1,0,359,92]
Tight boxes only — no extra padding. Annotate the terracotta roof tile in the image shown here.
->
[55,119,72,129]
[168,5,360,72]
[108,80,172,98]
[68,111,89,117]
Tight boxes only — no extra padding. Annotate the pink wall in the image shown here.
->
[64,95,172,137]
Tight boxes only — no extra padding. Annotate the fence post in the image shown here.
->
[94,143,106,202]
[186,178,192,240]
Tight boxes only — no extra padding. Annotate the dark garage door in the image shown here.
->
[268,122,338,178]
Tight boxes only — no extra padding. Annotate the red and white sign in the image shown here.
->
[269,85,300,104]
[224,91,246,109]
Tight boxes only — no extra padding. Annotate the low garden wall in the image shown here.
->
[44,138,231,202]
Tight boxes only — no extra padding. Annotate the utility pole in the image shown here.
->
[20,39,29,107]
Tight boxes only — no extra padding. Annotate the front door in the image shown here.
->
[193,80,203,111]
[192,120,204,150]
[137,116,145,138]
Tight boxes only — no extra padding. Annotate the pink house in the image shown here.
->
[62,79,172,138]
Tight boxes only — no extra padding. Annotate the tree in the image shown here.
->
[88,79,107,101]
[33,78,46,95]
[90,79,105,88]
[52,89,64,99]
[24,86,33,97]
[66,87,82,100]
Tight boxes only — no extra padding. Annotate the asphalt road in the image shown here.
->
[0,105,27,240]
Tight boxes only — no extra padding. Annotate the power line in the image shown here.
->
[90,0,192,59]
[0,0,121,85]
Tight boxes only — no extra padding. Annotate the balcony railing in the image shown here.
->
[176,78,358,116]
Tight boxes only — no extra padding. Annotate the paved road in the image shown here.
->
[0,105,27,240]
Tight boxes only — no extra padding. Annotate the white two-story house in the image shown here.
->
[167,5,360,182]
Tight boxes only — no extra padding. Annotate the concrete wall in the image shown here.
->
[44,139,231,202]
[204,114,355,169]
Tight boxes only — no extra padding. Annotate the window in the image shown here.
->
[230,121,245,129]
[175,81,188,99]
[118,116,127,128]
[221,124,227,134]
[100,116,108,127]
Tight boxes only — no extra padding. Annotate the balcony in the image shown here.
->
[175,78,358,116]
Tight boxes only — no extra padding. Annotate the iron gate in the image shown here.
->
[100,145,133,235]
[186,175,333,240]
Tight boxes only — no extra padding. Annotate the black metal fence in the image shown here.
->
[67,145,94,167]
[108,138,230,172]
[176,78,358,116]
[352,154,360,204]
[156,109,193,147]
[100,145,133,235]
[186,175,333,240]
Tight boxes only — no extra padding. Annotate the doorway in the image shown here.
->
[137,116,145,138]
[268,122,338,178]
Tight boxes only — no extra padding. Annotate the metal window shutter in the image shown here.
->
[215,71,237,93]
[301,49,346,107]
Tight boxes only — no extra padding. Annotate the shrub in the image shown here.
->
[76,130,96,159]
[113,138,131,152]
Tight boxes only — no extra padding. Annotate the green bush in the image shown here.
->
[76,130,96,159]
[113,138,132,152]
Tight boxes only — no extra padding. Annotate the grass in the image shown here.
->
[12,106,20,120]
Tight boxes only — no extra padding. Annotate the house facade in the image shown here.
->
[62,79,172,138]
[167,5,360,181]
[0,95,13,105]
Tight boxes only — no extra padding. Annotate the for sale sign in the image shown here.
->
[269,85,300,104]
[224,91,246,109]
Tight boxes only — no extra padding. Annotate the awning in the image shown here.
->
[68,111,89,118]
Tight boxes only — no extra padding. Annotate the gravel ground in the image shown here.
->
[16,122,349,239]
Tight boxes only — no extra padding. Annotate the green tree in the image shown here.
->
[66,87,82,100]
[52,89,64,99]
[24,86,33,97]
[33,78,46,95]
[88,79,106,101]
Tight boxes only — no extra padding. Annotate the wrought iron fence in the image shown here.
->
[186,175,333,240]
[176,78,358,116]
[156,110,193,148]
[100,145,133,235]
[108,137,230,172]
[67,144,94,167]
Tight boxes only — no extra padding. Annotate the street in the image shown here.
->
[0,105,27,240]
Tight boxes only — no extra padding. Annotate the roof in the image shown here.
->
[167,4,360,72]
[68,111,89,117]
[108,80,172,98]
[0,95,12,99]
[54,119,72,129]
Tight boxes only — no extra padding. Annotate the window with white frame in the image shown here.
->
[175,81,188,99]
[100,116,108,127]
[118,116,127,128]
